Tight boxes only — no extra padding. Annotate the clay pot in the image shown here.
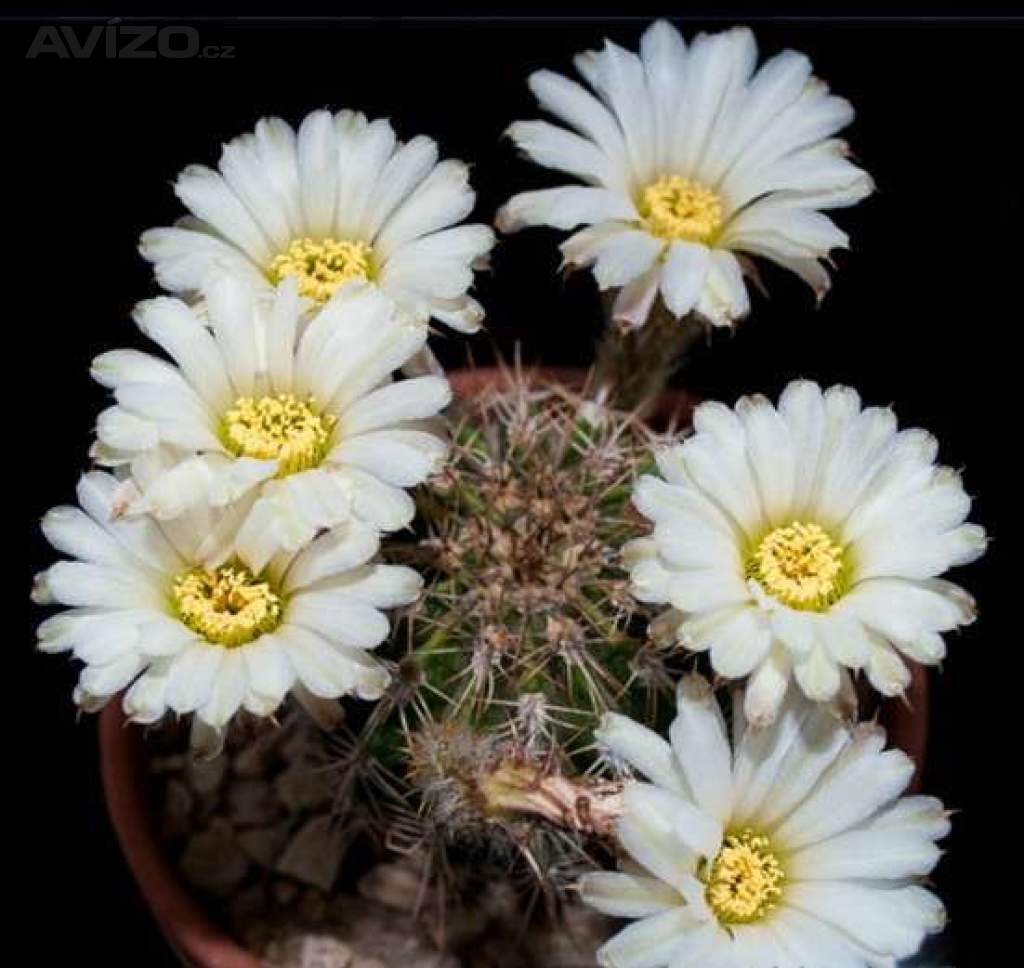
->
[98,365,928,967]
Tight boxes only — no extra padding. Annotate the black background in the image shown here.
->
[7,9,1015,966]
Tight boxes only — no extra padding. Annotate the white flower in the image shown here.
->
[140,109,495,333]
[91,274,451,572]
[628,380,985,725]
[582,675,949,967]
[33,471,420,746]
[497,20,872,328]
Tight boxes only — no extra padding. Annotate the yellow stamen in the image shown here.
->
[703,829,785,925]
[747,521,847,611]
[268,236,374,303]
[222,393,335,477]
[637,175,724,244]
[173,564,282,648]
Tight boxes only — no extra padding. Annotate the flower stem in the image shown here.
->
[590,298,703,414]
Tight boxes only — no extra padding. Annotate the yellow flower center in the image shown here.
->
[638,176,724,244]
[268,236,375,303]
[222,393,336,477]
[173,564,283,648]
[703,830,785,925]
[747,520,847,612]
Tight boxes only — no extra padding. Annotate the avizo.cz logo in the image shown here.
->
[25,20,235,59]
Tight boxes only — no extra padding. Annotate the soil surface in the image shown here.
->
[149,716,611,968]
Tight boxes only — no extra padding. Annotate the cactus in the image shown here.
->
[323,369,687,918]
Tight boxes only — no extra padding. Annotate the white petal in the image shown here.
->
[318,563,422,608]
[277,624,388,699]
[706,607,772,678]
[664,921,731,968]
[131,455,221,521]
[866,795,951,841]
[265,276,301,394]
[777,380,827,514]
[335,117,397,236]
[41,561,163,610]
[793,645,842,702]
[376,160,475,257]
[612,265,661,328]
[817,614,871,669]
[786,881,944,960]
[78,653,144,698]
[137,617,199,657]
[234,470,353,572]
[526,69,630,170]
[770,906,883,968]
[132,297,235,413]
[580,40,657,182]
[218,133,294,248]
[208,456,278,509]
[595,909,693,968]
[286,590,390,649]
[497,186,637,233]
[591,230,664,289]
[739,702,850,830]
[73,617,141,665]
[677,420,762,536]
[660,242,711,318]
[203,273,260,397]
[507,119,624,189]
[91,348,180,391]
[840,577,976,646]
[639,20,688,172]
[197,650,247,728]
[625,783,722,860]
[772,725,913,850]
[339,376,452,436]
[241,634,294,708]
[787,826,942,881]
[139,226,266,295]
[770,608,815,659]
[164,643,225,714]
[579,872,681,919]
[669,675,733,822]
[668,567,751,613]
[594,713,689,796]
[77,471,184,572]
[694,250,750,327]
[428,295,485,333]
[114,382,221,452]
[742,645,793,728]
[735,393,796,524]
[296,109,340,238]
[865,637,912,697]
[338,467,416,532]
[123,665,171,725]
[360,135,438,239]
[330,429,447,487]
[41,506,130,568]
[281,521,380,592]
[616,794,699,888]
[174,164,273,264]
[96,407,159,453]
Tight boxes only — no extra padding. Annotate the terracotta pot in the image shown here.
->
[100,707,260,968]
[98,365,928,967]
